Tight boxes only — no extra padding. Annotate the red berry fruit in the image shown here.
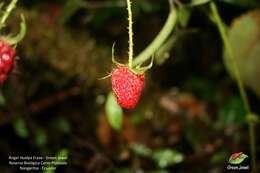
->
[112,66,144,109]
[0,39,16,84]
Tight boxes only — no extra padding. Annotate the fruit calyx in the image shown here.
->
[110,43,153,109]
[111,43,153,74]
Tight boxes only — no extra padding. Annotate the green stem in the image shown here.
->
[126,0,134,68]
[0,14,26,45]
[0,2,4,10]
[210,2,256,173]
[249,122,256,173]
[210,2,250,113]
[133,4,177,66]
[0,0,18,26]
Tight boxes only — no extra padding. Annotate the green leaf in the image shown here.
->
[223,10,260,98]
[228,153,248,164]
[105,92,123,130]
[152,149,184,168]
[34,128,47,147]
[178,6,191,27]
[13,118,28,138]
[130,143,152,157]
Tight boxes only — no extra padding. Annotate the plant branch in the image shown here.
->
[133,4,177,66]
[209,2,256,173]
[0,14,26,45]
[0,0,18,27]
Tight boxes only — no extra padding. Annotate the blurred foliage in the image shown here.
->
[13,118,28,138]
[219,0,260,8]
[60,0,83,24]
[224,10,260,98]
[130,143,152,157]
[131,143,183,169]
[34,127,48,148]
[217,95,246,128]
[17,7,110,87]
[152,149,183,168]
[43,149,69,173]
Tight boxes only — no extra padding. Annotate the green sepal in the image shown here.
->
[112,42,125,67]
[132,55,154,74]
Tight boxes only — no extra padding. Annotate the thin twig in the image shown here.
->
[209,2,256,173]
[0,0,18,26]
[133,3,177,66]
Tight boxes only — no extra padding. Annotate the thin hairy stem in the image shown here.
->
[126,0,134,68]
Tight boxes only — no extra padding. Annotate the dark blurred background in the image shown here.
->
[0,0,260,172]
